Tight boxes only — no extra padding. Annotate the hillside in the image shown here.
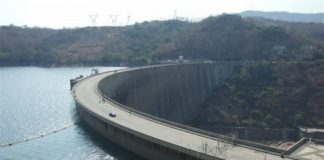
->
[1,14,324,130]
[0,26,57,65]
[0,20,190,66]
[191,60,324,129]
[240,11,324,23]
[1,14,324,66]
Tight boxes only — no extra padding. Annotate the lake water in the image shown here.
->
[0,67,143,160]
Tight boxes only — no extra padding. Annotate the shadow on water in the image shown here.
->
[77,121,144,160]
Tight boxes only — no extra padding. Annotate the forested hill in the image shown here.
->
[1,14,324,66]
[192,60,324,129]
[240,11,324,24]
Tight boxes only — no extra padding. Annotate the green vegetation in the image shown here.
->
[240,11,324,23]
[192,60,324,128]
[1,14,323,129]
[0,14,324,66]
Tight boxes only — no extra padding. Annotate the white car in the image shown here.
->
[109,112,116,117]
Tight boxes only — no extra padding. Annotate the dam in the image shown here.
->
[72,62,296,160]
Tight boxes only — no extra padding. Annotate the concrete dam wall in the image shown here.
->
[74,63,299,159]
[99,62,240,124]
[98,62,299,142]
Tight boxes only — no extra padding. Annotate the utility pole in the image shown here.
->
[264,144,269,160]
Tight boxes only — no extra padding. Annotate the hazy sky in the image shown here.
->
[1,0,323,28]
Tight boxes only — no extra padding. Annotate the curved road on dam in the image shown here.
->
[73,68,291,160]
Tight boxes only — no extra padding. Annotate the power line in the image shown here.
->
[110,14,119,26]
[89,14,99,26]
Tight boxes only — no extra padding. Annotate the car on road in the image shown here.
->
[109,112,116,117]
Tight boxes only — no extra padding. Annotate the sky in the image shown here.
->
[0,0,323,28]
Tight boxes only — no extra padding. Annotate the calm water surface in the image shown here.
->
[0,67,143,160]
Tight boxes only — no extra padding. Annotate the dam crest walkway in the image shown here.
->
[73,67,291,160]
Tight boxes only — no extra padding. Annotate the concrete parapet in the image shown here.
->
[313,139,324,145]
[97,86,290,156]
[74,62,300,160]
[75,101,222,160]
[299,127,324,139]
[285,138,307,155]
[97,62,296,156]
[199,126,299,141]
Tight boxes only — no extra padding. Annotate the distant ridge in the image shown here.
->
[1,14,324,66]
[240,10,324,23]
